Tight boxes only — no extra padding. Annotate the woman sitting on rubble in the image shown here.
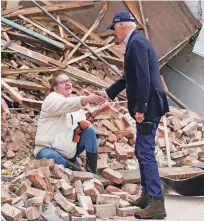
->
[34,71,104,174]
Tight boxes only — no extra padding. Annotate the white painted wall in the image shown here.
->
[185,0,204,24]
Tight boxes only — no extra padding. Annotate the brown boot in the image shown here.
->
[134,197,166,219]
[129,191,150,209]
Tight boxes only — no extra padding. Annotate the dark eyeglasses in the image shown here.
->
[57,79,71,85]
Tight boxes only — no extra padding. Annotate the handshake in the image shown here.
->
[81,91,108,106]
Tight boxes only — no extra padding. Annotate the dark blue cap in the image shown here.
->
[107,10,137,30]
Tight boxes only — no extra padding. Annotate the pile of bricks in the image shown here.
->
[1,158,141,221]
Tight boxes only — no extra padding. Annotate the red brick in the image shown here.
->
[156,138,166,148]
[96,194,120,208]
[54,190,79,215]
[83,179,96,196]
[61,212,70,221]
[50,178,62,192]
[117,206,137,217]
[70,171,94,182]
[182,122,197,136]
[94,204,116,218]
[102,168,124,184]
[126,146,135,158]
[15,180,31,196]
[27,159,55,170]
[71,215,96,221]
[119,199,131,208]
[105,185,128,201]
[26,170,47,190]
[8,144,20,153]
[60,179,74,196]
[1,203,22,220]
[25,187,46,199]
[191,131,202,142]
[26,206,41,220]
[115,142,127,161]
[179,117,194,128]
[55,165,73,178]
[74,180,84,194]
[121,183,140,195]
[6,150,15,159]
[107,133,117,143]
[27,197,44,207]
[118,136,128,144]
[105,141,114,150]
[93,178,104,193]
[89,188,99,204]
[51,168,66,179]
[1,188,11,204]
[78,195,94,215]
[102,120,118,132]
[115,118,126,131]
[66,188,77,202]
[41,209,63,221]
[97,153,108,171]
[175,129,182,138]
[98,146,112,153]
[14,206,27,218]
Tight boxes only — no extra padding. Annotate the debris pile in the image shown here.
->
[1,158,141,220]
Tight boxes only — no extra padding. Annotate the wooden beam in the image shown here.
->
[66,37,105,47]
[68,18,99,60]
[63,16,124,60]
[22,98,43,109]
[5,2,95,18]
[2,67,60,76]
[68,43,115,65]
[124,0,143,27]
[56,15,65,39]
[1,5,23,16]
[138,0,149,40]
[98,167,204,185]
[18,15,75,48]
[100,54,124,68]
[39,0,52,6]
[1,80,23,104]
[1,39,65,68]
[163,115,172,167]
[2,78,47,92]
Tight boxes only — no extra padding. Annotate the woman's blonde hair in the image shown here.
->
[48,71,66,92]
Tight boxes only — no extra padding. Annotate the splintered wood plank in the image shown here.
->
[68,43,114,65]
[5,2,95,18]
[124,0,143,27]
[1,80,23,104]
[18,15,75,48]
[64,16,124,60]
[2,67,60,76]
[98,167,204,185]
[1,39,65,67]
[56,15,65,39]
[64,65,110,88]
[2,78,47,92]
[2,5,23,16]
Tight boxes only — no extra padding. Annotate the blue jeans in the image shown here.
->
[135,116,163,198]
[36,127,97,167]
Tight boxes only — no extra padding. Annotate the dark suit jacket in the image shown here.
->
[106,30,169,119]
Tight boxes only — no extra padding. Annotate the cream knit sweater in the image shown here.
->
[34,92,86,159]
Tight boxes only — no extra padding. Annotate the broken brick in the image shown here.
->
[1,203,22,221]
[1,188,11,204]
[27,159,55,170]
[97,153,108,171]
[8,144,20,153]
[96,194,120,208]
[83,179,96,196]
[119,199,131,208]
[71,215,96,221]
[66,188,77,202]
[74,180,84,194]
[60,179,73,196]
[26,206,41,220]
[26,170,47,190]
[27,197,44,207]
[15,181,31,196]
[117,206,137,217]
[94,204,116,218]
[102,119,118,132]
[115,142,127,161]
[25,187,46,199]
[50,178,62,192]
[93,178,104,193]
[98,146,112,153]
[102,168,124,184]
[78,195,94,215]
[41,209,63,221]
[61,212,70,221]
[182,122,197,136]
[70,171,94,182]
[6,150,15,159]
[107,132,117,143]
[121,183,140,195]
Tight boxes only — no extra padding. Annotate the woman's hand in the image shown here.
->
[81,93,105,106]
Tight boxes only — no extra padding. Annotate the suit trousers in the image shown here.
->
[135,116,163,198]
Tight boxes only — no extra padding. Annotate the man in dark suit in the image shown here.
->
[96,10,169,219]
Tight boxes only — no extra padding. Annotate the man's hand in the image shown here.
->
[135,112,144,123]
[94,90,106,98]
[81,93,105,106]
